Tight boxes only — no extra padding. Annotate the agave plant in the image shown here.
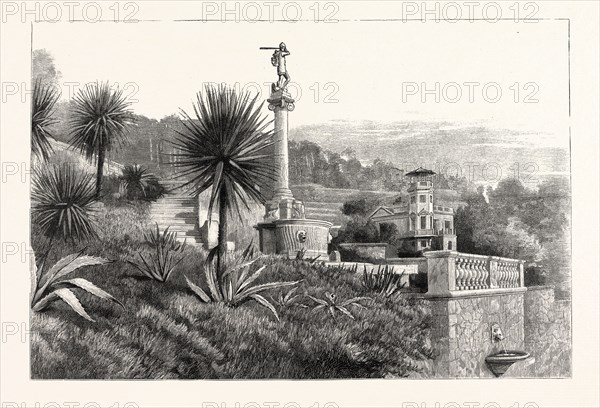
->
[171,85,275,277]
[31,250,123,322]
[307,292,371,320]
[128,224,186,282]
[270,287,308,309]
[294,247,321,263]
[31,164,98,242]
[185,246,300,321]
[362,265,407,297]
[69,81,135,198]
[120,164,165,200]
[31,78,60,161]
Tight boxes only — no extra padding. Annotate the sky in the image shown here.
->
[33,19,570,149]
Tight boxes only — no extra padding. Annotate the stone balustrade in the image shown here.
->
[423,250,524,296]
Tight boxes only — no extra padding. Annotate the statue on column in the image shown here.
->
[261,42,291,92]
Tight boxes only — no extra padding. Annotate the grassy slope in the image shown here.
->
[31,203,434,379]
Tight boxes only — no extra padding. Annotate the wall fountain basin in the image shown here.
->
[485,350,531,377]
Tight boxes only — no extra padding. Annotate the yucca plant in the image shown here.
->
[31,250,123,322]
[120,164,165,200]
[362,265,407,297]
[171,84,275,277]
[31,78,60,161]
[31,164,98,243]
[185,245,300,321]
[307,291,371,320]
[128,224,186,282]
[69,81,135,198]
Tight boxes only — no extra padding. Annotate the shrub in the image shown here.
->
[31,250,123,322]
[128,225,186,282]
[31,164,99,243]
[120,164,165,201]
[362,265,406,297]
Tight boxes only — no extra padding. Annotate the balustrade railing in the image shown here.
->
[455,254,490,290]
[423,251,525,295]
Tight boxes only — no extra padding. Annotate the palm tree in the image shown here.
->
[171,85,274,276]
[31,78,60,161]
[69,82,134,198]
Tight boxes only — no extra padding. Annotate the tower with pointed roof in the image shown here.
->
[370,167,457,255]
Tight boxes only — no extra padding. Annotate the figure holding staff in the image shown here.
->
[260,42,290,92]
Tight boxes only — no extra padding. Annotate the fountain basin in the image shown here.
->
[485,350,531,377]
[256,218,332,258]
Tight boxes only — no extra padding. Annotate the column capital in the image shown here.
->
[268,90,295,111]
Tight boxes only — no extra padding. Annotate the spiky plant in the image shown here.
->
[69,82,135,198]
[307,292,371,320]
[295,247,322,263]
[270,286,308,309]
[31,78,60,161]
[171,85,275,278]
[128,225,186,282]
[120,164,165,200]
[31,164,98,243]
[31,250,123,322]
[362,265,407,297]
[185,244,300,321]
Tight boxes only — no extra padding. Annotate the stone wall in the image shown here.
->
[411,251,571,379]
[426,291,526,378]
[338,243,387,260]
[523,286,572,377]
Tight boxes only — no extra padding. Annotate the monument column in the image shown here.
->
[268,90,295,203]
[256,42,332,258]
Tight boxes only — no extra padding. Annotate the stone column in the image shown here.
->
[268,90,295,204]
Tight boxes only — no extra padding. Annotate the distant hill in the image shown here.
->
[290,120,570,187]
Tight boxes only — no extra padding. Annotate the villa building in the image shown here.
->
[369,167,457,255]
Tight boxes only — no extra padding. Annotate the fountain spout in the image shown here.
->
[485,323,530,377]
[490,323,504,342]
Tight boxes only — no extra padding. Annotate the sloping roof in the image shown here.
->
[405,167,436,177]
[369,206,394,219]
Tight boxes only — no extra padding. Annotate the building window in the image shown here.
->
[420,216,427,229]
[411,196,416,204]
[445,220,451,231]
[419,195,426,203]
[421,240,427,248]
[448,241,453,250]
[429,195,433,203]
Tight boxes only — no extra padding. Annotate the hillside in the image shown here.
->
[291,184,465,227]
[290,120,570,187]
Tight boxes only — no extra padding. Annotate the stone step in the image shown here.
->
[156,195,197,200]
[304,207,343,214]
[151,205,196,210]
[150,220,198,226]
[149,209,197,215]
[304,201,344,208]
[152,203,196,208]
[151,201,196,206]
[153,223,198,231]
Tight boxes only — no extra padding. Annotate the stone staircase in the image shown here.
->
[148,182,203,246]
[303,201,347,226]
